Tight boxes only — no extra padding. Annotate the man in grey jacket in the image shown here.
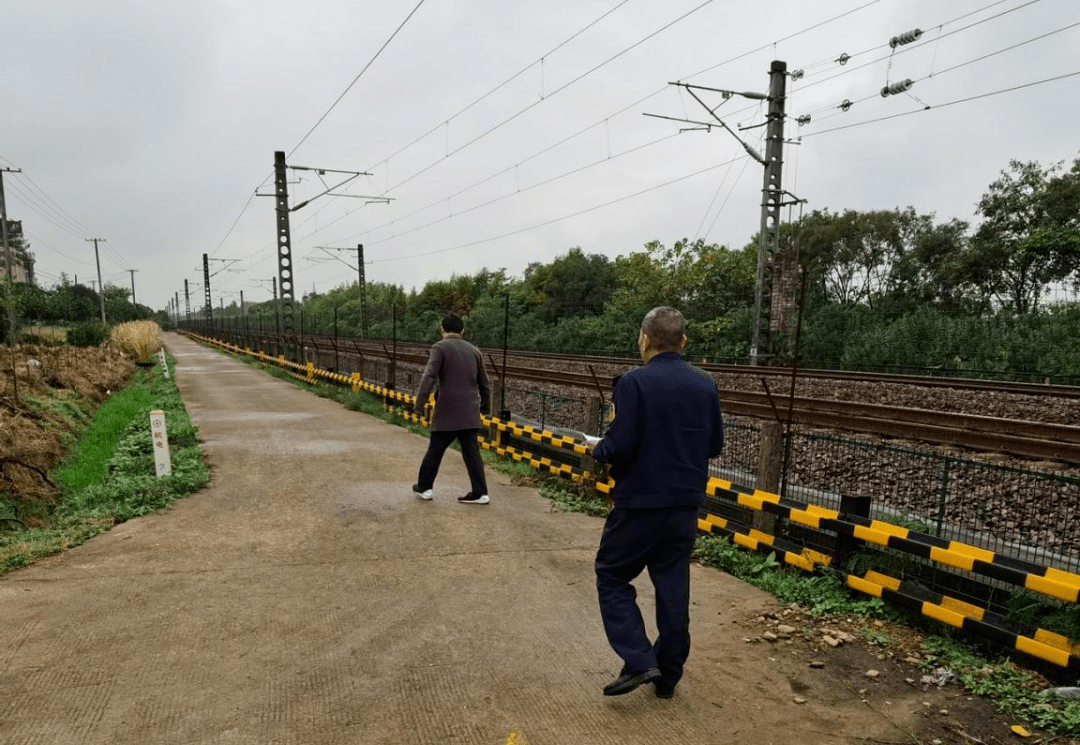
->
[412,314,492,504]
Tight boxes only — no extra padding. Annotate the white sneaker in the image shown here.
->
[457,493,489,505]
[412,484,433,501]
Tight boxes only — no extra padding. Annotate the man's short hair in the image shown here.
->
[441,314,464,334]
[641,307,685,351]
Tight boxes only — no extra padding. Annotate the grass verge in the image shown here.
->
[0,357,208,573]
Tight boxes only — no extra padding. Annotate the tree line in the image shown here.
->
[7,156,1080,381]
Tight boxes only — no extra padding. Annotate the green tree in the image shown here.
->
[964,158,1080,313]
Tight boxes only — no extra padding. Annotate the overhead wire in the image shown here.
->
[211,0,894,285]
[796,0,1052,98]
[801,68,1080,138]
[372,0,636,171]
[288,0,428,159]
[303,0,888,259]
[376,0,720,196]
[801,13,1080,125]
[367,154,752,266]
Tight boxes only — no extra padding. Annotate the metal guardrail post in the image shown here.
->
[936,458,952,537]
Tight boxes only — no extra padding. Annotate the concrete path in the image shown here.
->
[0,333,937,744]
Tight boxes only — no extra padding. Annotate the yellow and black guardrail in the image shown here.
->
[185,331,1080,671]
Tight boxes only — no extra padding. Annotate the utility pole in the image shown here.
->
[86,238,107,324]
[358,244,368,339]
[0,166,22,348]
[313,243,372,339]
[272,276,280,335]
[174,292,179,325]
[272,152,296,347]
[184,279,191,324]
[649,61,798,365]
[751,60,789,365]
[203,253,213,327]
[260,151,378,358]
[127,269,138,312]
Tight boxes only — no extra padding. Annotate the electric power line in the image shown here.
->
[801,68,1080,138]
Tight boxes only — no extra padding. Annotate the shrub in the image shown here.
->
[110,320,162,362]
[67,321,111,348]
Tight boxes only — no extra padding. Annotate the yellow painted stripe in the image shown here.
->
[788,508,821,529]
[847,575,883,597]
[733,533,759,551]
[868,521,910,539]
[947,543,996,563]
[1026,574,1080,603]
[804,548,832,567]
[930,547,975,572]
[922,602,965,629]
[702,514,727,530]
[852,525,891,547]
[1016,636,1071,668]
[748,529,774,546]
[753,490,781,504]
[1034,629,1080,655]
[1045,567,1080,591]
[709,477,733,493]
[939,596,985,621]
[864,571,901,591]
[804,504,839,520]
[784,553,815,572]
[739,494,766,511]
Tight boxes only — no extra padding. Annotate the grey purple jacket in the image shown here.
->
[414,334,491,431]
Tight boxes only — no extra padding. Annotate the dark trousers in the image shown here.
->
[595,505,698,686]
[417,428,488,496]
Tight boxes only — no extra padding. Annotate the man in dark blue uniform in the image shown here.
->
[591,306,724,699]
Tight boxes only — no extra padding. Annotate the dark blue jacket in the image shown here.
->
[593,352,723,509]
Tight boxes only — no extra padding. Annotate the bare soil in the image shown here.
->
[0,343,132,508]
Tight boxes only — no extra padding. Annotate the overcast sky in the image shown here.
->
[2,0,1078,313]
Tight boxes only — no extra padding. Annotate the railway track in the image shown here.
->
[288,335,1080,400]
[214,330,1080,464]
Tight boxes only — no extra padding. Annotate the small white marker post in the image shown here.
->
[159,348,169,378]
[149,410,172,476]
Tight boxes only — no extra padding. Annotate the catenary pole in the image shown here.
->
[86,238,107,324]
[750,61,788,365]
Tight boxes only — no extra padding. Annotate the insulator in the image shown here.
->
[880,78,914,97]
[839,99,852,112]
[836,53,850,66]
[797,114,812,127]
[789,69,804,80]
[889,29,923,48]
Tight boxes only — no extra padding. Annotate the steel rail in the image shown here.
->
[225,330,1080,462]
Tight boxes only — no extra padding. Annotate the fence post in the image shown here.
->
[834,494,871,569]
[754,421,784,535]
[583,395,602,436]
[935,458,952,537]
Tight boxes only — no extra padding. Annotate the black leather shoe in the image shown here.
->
[653,681,675,699]
[603,668,661,696]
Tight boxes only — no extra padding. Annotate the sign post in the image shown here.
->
[149,410,172,476]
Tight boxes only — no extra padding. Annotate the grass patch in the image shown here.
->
[919,634,1080,737]
[0,355,208,573]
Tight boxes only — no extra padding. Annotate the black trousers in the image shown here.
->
[417,428,488,496]
[595,505,698,686]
